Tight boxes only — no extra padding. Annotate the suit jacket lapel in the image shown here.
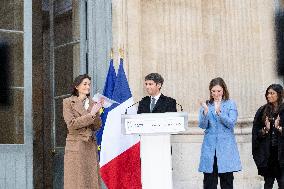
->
[143,96,151,113]
[70,96,89,116]
[152,94,164,112]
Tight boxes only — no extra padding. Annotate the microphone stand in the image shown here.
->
[125,101,140,114]
[176,102,183,112]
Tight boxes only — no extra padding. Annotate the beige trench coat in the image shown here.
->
[63,96,102,189]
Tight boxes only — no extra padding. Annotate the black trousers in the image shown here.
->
[203,156,234,189]
[263,165,284,189]
[263,146,284,189]
[264,175,284,189]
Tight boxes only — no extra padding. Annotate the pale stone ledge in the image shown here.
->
[178,118,254,135]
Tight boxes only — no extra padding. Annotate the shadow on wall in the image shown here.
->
[276,11,284,76]
[0,40,11,109]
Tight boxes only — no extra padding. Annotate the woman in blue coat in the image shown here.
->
[199,77,241,189]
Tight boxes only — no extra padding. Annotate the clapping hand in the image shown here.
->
[91,99,104,115]
[199,100,209,115]
[265,116,271,131]
[275,115,282,132]
[214,96,222,115]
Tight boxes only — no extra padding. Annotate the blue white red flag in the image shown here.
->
[96,59,116,157]
[99,58,141,189]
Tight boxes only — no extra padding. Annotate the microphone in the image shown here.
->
[125,101,140,114]
[176,102,183,111]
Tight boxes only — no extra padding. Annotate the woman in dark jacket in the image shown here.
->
[252,84,284,189]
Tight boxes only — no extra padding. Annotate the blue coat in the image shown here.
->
[198,99,242,173]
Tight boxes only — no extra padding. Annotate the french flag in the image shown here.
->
[96,58,116,158]
[99,59,141,189]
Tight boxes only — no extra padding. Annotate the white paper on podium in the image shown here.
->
[92,93,119,108]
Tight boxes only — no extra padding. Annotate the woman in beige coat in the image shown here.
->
[63,74,103,189]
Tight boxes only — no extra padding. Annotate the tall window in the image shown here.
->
[0,1,24,144]
[42,0,84,150]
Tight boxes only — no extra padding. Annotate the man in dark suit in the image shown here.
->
[137,73,177,114]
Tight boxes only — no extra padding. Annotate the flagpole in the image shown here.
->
[119,47,124,59]
[110,48,113,59]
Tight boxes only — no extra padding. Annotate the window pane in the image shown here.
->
[0,32,24,144]
[0,32,24,87]
[54,0,80,46]
[0,0,23,31]
[55,98,67,147]
[54,45,75,96]
[0,89,24,144]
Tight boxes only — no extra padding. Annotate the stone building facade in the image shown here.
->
[111,0,284,188]
[0,0,284,188]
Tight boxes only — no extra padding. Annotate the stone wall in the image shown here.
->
[113,0,283,188]
[171,122,261,189]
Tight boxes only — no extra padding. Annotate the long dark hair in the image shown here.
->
[263,84,284,120]
[71,74,91,97]
[208,77,229,103]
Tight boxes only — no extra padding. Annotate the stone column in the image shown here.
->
[113,0,282,188]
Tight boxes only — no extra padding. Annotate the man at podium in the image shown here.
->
[137,73,177,113]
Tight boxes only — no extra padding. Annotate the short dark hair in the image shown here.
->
[71,74,91,97]
[145,73,164,86]
[208,77,229,103]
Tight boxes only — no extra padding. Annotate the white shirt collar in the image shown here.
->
[151,93,161,103]
[83,98,90,110]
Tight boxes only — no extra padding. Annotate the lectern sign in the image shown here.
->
[122,112,188,135]
[125,117,185,134]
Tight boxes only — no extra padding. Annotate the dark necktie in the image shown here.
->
[150,97,156,112]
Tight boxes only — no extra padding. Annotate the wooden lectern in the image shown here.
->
[121,112,188,189]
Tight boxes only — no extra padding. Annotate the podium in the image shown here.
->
[121,112,188,189]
